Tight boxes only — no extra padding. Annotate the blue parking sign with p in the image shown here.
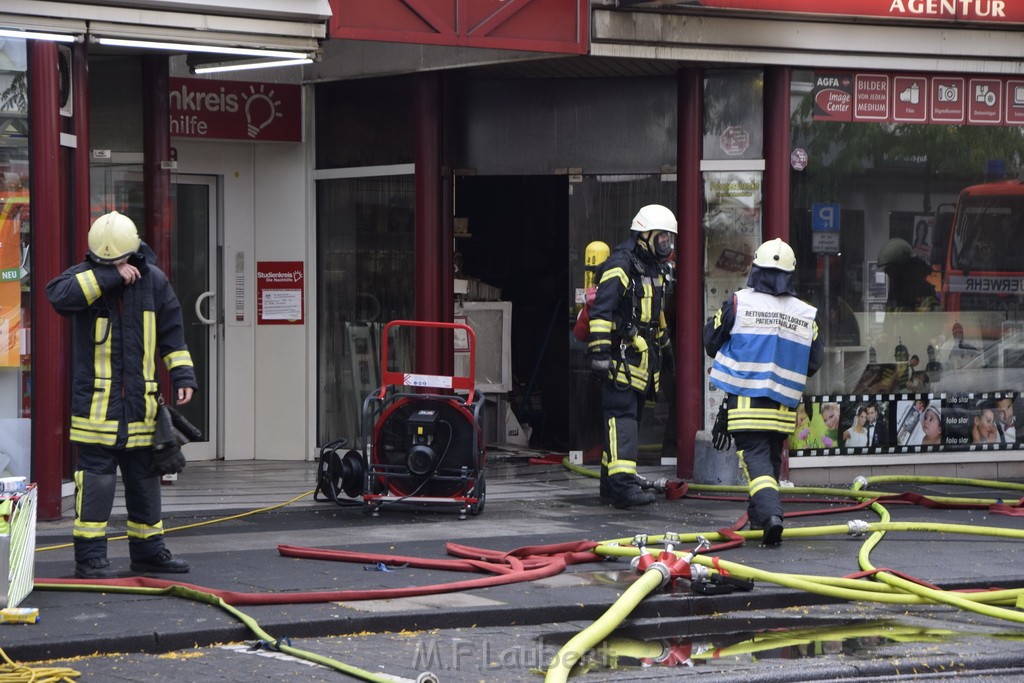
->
[812,203,840,232]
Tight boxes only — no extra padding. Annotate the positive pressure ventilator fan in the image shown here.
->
[315,320,486,518]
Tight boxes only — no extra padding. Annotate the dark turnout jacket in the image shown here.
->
[46,246,196,449]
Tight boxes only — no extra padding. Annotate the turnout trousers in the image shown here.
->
[733,431,785,528]
[600,384,646,498]
[73,444,166,563]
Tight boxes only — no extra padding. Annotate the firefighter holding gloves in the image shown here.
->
[587,204,676,509]
[703,238,823,546]
[46,211,197,579]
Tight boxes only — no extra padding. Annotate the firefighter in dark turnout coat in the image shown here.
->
[703,238,823,546]
[588,204,676,508]
[47,211,197,578]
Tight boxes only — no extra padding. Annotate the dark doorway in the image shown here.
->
[455,176,570,451]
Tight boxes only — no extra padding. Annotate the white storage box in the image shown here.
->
[0,484,36,609]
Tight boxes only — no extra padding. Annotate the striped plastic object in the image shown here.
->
[0,485,36,608]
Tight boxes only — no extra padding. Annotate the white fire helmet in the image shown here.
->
[88,211,141,264]
[630,204,678,235]
[631,204,677,259]
[752,238,796,272]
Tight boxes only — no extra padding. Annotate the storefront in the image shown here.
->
[1,1,327,519]
[314,1,1024,485]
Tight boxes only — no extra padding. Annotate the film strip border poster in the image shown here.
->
[788,392,1022,456]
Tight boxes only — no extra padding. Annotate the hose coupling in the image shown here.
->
[649,477,670,492]
[689,564,710,582]
[647,561,672,588]
[852,475,869,490]
[847,519,870,536]
[417,673,440,683]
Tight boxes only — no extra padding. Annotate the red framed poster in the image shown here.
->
[256,261,304,325]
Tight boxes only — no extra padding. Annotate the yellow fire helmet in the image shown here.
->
[753,237,796,272]
[88,211,141,264]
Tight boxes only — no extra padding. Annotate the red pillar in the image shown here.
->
[29,40,67,520]
[413,73,445,374]
[763,66,791,242]
[676,67,703,480]
[141,55,173,395]
[764,66,792,478]
[142,55,172,278]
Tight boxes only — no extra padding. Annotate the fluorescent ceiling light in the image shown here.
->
[0,28,78,43]
[192,58,312,74]
[95,37,306,60]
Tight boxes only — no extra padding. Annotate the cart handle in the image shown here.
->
[379,320,477,404]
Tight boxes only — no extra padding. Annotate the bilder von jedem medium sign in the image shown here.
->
[169,78,301,142]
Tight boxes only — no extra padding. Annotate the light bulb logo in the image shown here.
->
[243,85,283,138]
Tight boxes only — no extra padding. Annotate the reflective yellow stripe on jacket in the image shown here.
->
[728,396,796,434]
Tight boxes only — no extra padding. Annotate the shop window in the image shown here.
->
[315,78,414,170]
[788,69,1024,455]
[0,37,30,479]
[315,176,415,445]
[703,69,764,161]
[566,174,676,460]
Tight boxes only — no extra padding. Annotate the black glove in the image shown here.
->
[711,402,732,451]
[152,443,187,475]
[590,353,612,380]
[660,343,675,374]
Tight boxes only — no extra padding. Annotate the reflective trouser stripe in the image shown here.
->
[74,469,113,540]
[604,417,638,476]
[127,519,164,540]
[74,519,107,539]
[602,386,640,477]
[749,474,779,497]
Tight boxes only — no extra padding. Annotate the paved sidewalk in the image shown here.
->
[6,457,1024,680]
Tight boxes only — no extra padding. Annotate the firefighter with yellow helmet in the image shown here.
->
[46,211,197,578]
[587,204,676,508]
[703,238,823,546]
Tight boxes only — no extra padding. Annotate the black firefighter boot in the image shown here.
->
[608,473,655,509]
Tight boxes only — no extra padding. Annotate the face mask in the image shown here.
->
[641,231,674,260]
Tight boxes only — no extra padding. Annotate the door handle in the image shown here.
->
[195,291,215,325]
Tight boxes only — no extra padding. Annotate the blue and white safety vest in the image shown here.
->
[709,288,816,408]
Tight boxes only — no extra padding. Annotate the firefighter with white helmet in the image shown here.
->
[46,211,197,578]
[703,237,824,546]
[587,204,676,508]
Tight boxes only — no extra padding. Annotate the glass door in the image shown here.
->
[172,175,220,460]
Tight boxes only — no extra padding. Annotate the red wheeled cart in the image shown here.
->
[316,320,486,519]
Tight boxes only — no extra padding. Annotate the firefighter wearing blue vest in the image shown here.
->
[46,211,197,578]
[703,238,823,546]
[588,204,676,509]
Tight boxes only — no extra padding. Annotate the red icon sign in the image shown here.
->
[931,77,965,123]
[893,76,927,123]
[853,74,889,121]
[1006,80,1024,125]
[968,78,1002,124]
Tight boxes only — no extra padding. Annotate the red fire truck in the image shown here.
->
[941,179,1024,318]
